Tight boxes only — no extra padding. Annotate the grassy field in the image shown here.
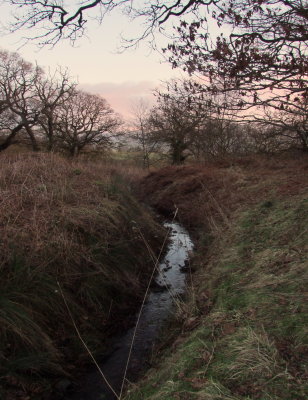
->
[126,154,308,400]
[0,152,164,399]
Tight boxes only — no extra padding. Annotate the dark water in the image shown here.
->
[68,222,193,400]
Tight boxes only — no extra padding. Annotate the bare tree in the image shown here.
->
[252,96,308,151]
[0,49,121,155]
[0,49,42,151]
[0,109,25,151]
[190,87,244,158]
[152,79,257,161]
[148,80,211,164]
[55,90,121,156]
[35,68,77,151]
[130,99,160,168]
[3,1,306,152]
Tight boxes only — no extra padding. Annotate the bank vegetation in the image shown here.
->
[0,152,163,399]
[128,153,308,400]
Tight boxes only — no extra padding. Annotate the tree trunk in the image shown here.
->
[0,123,24,152]
[70,145,79,157]
[143,151,150,169]
[171,139,186,165]
[298,130,308,152]
[24,124,39,151]
[46,116,55,151]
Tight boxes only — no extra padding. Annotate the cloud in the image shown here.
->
[79,81,159,119]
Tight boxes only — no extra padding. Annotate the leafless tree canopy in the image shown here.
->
[3,1,307,101]
[56,90,121,156]
[0,49,42,150]
[130,99,161,169]
[36,69,77,151]
[2,1,215,45]
[0,49,121,154]
[1,1,307,153]
[137,78,307,161]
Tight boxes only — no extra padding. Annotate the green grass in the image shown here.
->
[125,194,308,400]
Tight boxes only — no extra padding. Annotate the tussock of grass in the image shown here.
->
[0,152,163,398]
[127,155,308,400]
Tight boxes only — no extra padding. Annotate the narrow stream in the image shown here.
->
[69,222,194,400]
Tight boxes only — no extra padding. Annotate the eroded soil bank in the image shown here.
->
[0,153,164,400]
[126,154,308,400]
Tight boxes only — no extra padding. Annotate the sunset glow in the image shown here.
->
[0,3,179,117]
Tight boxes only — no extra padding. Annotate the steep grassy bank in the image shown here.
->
[127,154,308,400]
[0,153,163,399]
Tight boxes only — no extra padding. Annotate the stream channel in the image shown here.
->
[69,221,194,400]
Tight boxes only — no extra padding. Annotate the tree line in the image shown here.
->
[131,77,307,167]
[1,0,306,163]
[0,49,121,156]
[1,45,306,164]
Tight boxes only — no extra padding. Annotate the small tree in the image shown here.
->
[55,90,121,156]
[191,89,243,158]
[148,81,208,164]
[130,99,160,168]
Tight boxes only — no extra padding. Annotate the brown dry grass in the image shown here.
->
[127,152,308,400]
[139,153,308,231]
[0,153,147,270]
[0,152,162,399]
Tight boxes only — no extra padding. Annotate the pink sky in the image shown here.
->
[0,3,180,118]
[80,81,159,119]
